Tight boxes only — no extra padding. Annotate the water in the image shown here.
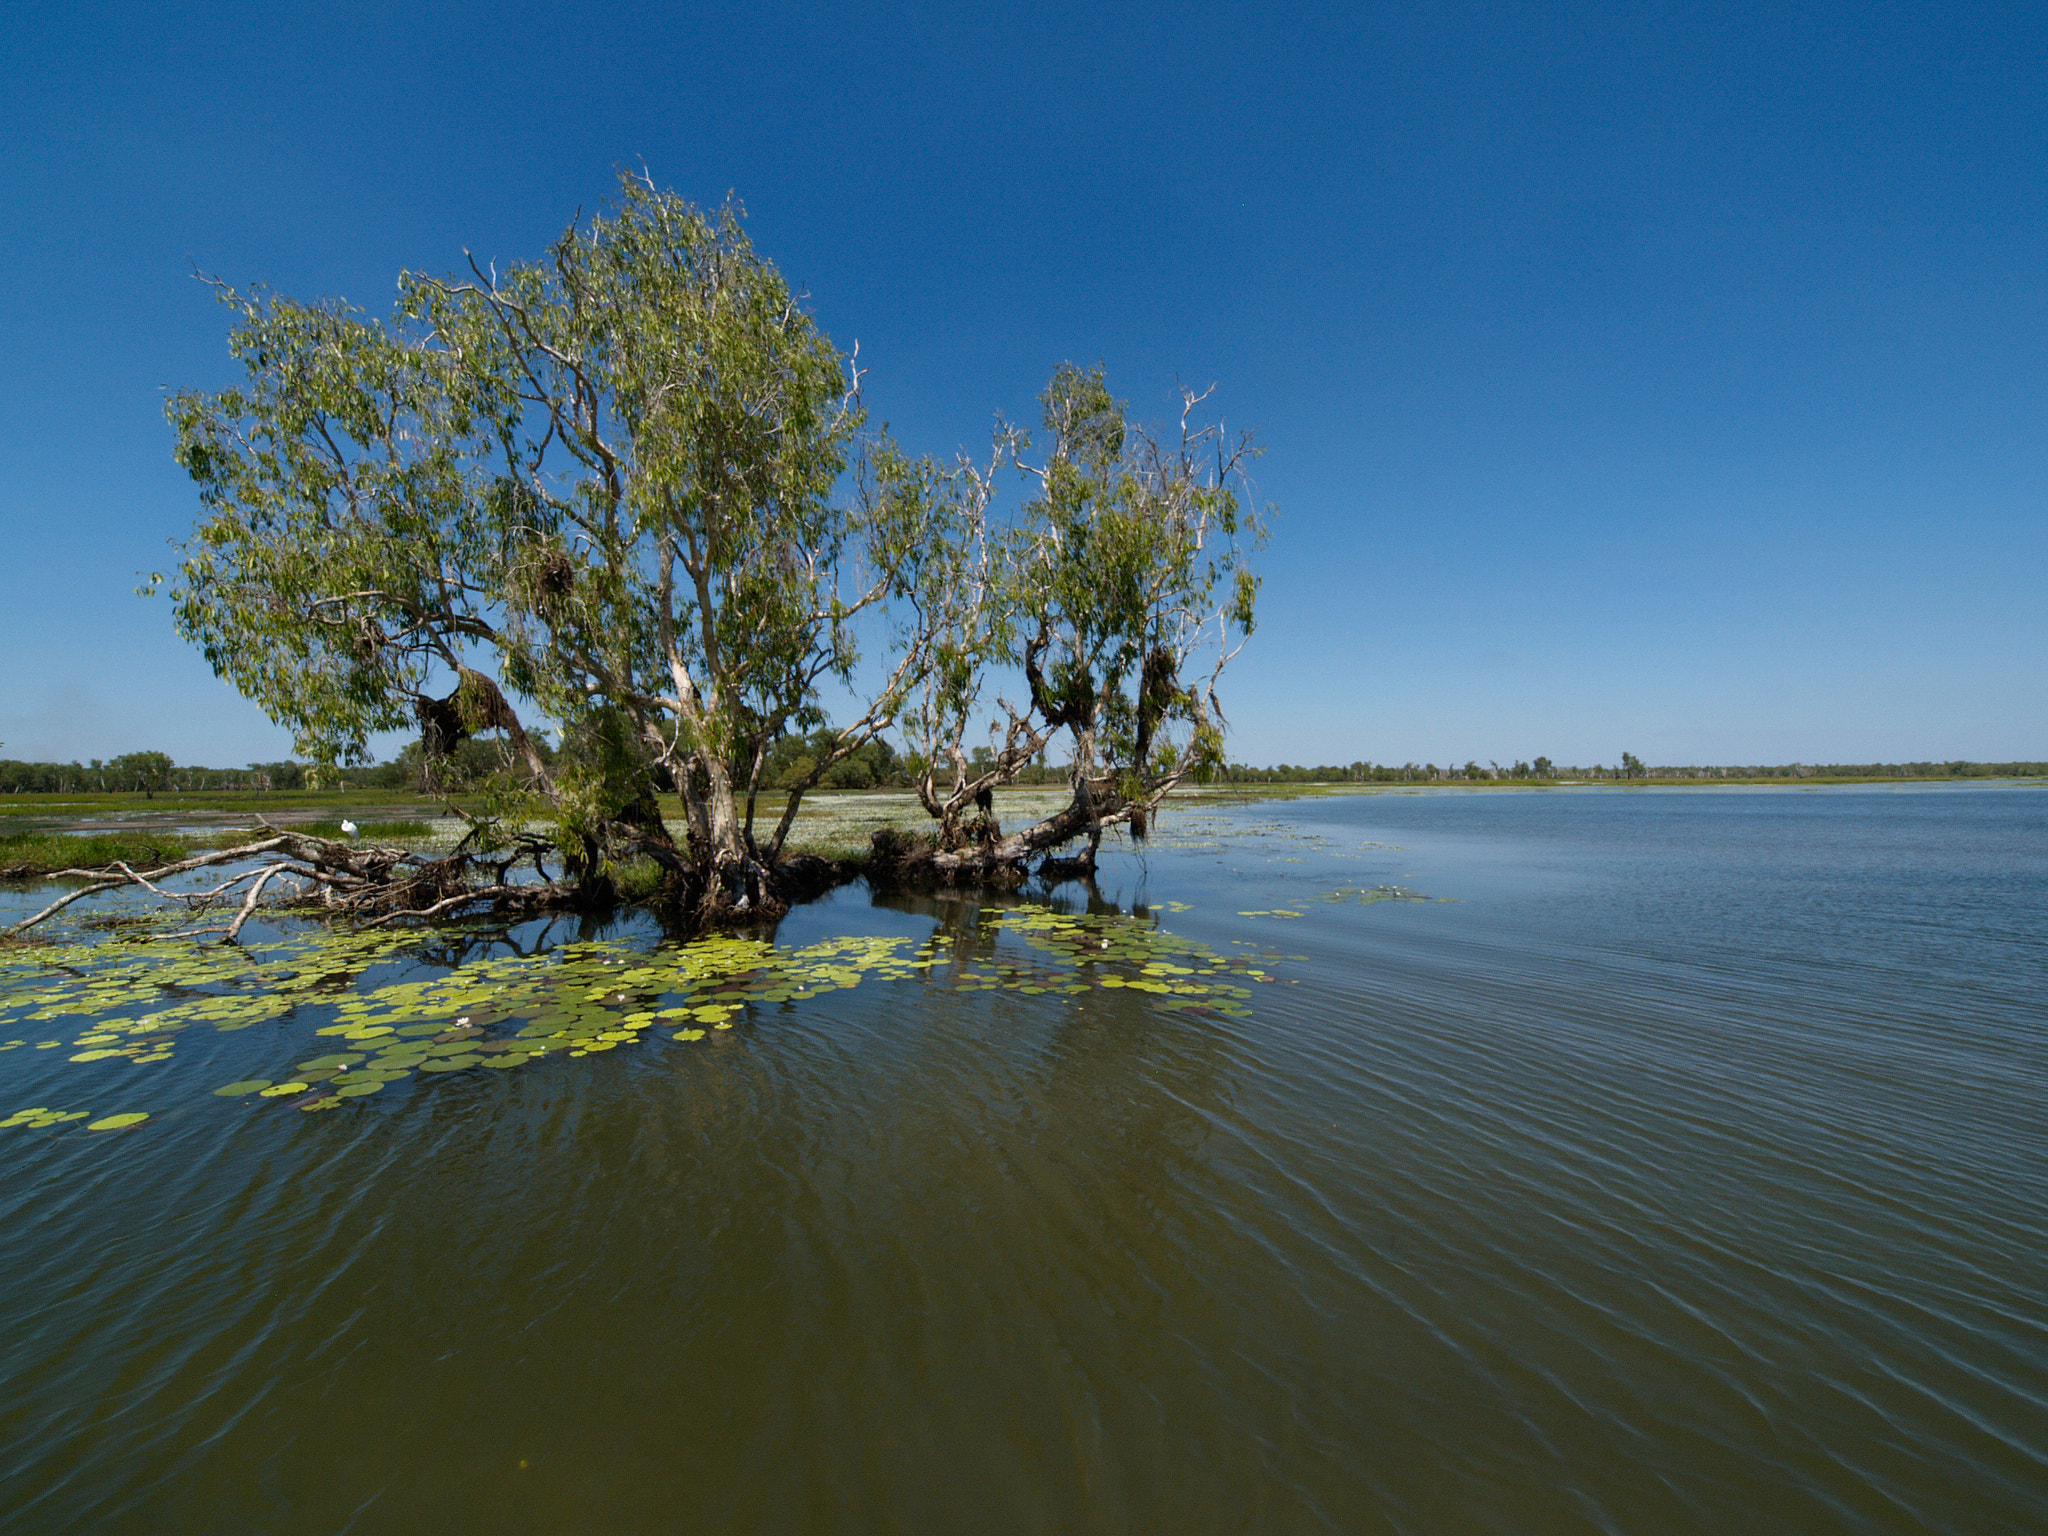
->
[2,785,2044,1533]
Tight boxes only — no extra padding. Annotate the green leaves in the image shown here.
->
[164,173,974,892]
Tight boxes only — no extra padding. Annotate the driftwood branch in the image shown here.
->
[3,838,296,939]
[226,863,289,942]
[1,826,570,943]
[358,883,548,928]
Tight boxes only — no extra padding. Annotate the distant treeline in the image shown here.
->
[0,730,1074,797]
[5,749,2041,797]
[1216,758,2048,784]
[0,754,333,795]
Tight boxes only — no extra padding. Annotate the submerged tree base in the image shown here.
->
[2,804,1148,946]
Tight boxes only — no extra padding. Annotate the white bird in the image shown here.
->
[340,819,359,840]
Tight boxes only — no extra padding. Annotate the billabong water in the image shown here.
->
[1,784,2042,1532]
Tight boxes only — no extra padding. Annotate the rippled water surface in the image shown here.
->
[3,785,2044,1533]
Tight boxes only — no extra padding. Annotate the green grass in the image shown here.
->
[0,830,205,879]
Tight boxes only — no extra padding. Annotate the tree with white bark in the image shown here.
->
[154,173,1266,929]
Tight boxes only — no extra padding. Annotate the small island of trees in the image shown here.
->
[50,171,1267,934]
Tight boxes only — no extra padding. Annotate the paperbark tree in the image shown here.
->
[885,364,1267,884]
[164,171,956,919]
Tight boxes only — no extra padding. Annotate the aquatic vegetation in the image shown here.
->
[0,899,1288,1131]
[1242,885,1441,918]
[1307,885,1439,906]
[2,1107,87,1128]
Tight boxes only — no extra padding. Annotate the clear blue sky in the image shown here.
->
[3,0,2041,770]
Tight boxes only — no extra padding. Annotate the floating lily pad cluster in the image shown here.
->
[1,1107,149,1132]
[986,907,1263,1011]
[1,900,1291,1127]
[1241,884,1441,918]
[0,927,422,1052]
[1311,884,1438,906]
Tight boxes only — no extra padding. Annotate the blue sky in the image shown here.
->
[2,0,2041,769]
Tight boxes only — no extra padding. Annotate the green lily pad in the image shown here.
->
[333,1081,383,1097]
[214,1079,273,1096]
[87,1112,149,1131]
[297,1053,366,1070]
[258,1082,308,1098]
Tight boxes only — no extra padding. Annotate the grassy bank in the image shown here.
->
[0,819,439,880]
[0,789,450,821]
[0,830,208,879]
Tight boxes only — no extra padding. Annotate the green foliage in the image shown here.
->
[1007,366,1266,810]
[758,729,906,791]
[889,364,1269,853]
[163,171,960,891]
[158,171,1284,896]
[106,752,174,797]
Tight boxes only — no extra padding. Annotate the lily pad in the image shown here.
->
[214,1079,273,1096]
[333,1081,384,1097]
[87,1112,149,1131]
[258,1082,308,1098]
